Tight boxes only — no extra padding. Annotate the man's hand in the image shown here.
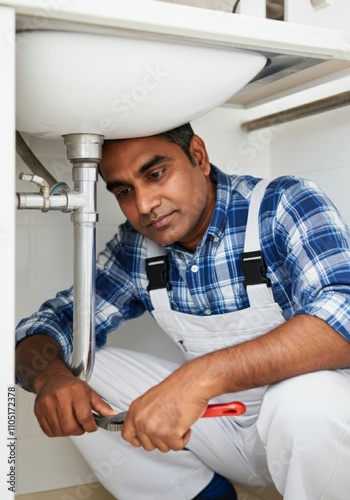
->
[121,366,210,453]
[34,368,116,437]
[16,334,116,437]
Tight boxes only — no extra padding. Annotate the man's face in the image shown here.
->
[100,134,216,252]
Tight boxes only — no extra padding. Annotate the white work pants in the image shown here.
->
[71,347,350,500]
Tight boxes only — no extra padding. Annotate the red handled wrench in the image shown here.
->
[93,401,246,432]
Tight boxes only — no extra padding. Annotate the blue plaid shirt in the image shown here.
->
[16,166,350,363]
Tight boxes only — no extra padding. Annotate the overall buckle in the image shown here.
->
[240,251,271,289]
[146,256,172,292]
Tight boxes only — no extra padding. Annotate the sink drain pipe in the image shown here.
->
[17,133,104,381]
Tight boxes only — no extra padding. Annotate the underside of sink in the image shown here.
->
[16,30,266,139]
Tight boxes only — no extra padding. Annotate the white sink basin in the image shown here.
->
[16,30,266,139]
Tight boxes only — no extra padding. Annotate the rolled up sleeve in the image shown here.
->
[266,177,350,341]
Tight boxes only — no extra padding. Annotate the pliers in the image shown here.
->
[93,401,246,432]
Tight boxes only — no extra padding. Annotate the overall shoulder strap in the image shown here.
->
[244,179,271,253]
[241,179,275,306]
[145,239,171,311]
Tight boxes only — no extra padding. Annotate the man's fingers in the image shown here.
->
[34,382,105,436]
[90,390,118,417]
[37,413,56,438]
[68,389,117,433]
[122,412,192,453]
[121,427,156,452]
[123,429,189,452]
[34,400,75,437]
[69,402,97,433]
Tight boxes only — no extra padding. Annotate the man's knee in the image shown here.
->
[256,371,350,496]
[258,370,350,452]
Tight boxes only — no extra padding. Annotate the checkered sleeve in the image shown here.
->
[15,230,146,363]
[269,177,350,340]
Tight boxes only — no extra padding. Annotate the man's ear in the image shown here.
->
[190,135,211,174]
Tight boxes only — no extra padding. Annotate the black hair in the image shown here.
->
[156,123,196,165]
[103,123,196,165]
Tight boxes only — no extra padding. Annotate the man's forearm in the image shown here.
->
[16,334,72,393]
[16,334,117,437]
[173,314,350,401]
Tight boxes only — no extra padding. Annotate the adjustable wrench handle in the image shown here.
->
[94,401,246,431]
[202,401,246,417]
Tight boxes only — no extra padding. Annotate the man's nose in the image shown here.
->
[135,186,161,214]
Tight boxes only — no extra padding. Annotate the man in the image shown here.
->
[16,123,350,500]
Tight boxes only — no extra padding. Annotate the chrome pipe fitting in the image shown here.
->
[16,133,104,382]
[16,191,86,212]
[63,133,104,381]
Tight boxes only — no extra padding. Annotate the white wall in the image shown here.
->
[270,105,350,226]
[15,106,271,494]
[286,0,350,31]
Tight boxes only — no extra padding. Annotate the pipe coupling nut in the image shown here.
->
[71,212,99,224]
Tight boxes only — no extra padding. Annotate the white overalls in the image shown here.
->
[72,180,350,500]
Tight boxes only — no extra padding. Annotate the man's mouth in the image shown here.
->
[147,212,175,230]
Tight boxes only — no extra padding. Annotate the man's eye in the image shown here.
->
[116,187,132,198]
[149,169,164,180]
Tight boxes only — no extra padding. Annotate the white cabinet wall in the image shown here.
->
[286,0,350,30]
[270,104,350,225]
